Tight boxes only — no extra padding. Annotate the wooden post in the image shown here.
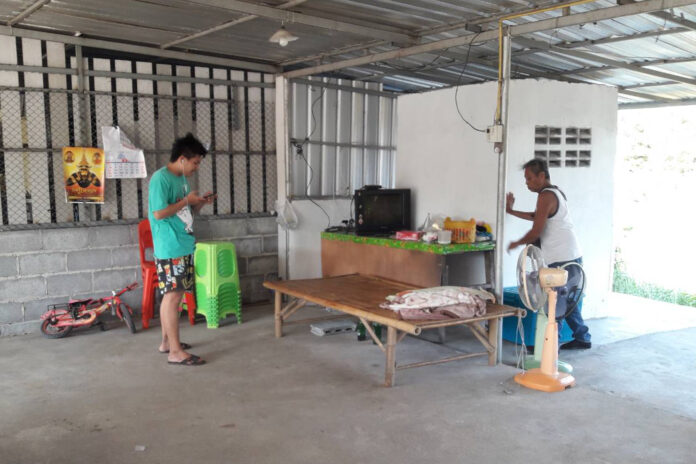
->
[274,291,283,338]
[488,317,499,366]
[360,317,385,352]
[484,250,495,292]
[384,326,397,387]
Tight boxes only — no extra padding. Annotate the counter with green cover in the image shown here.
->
[320,231,494,255]
[321,231,495,289]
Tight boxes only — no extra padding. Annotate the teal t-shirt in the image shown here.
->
[148,167,195,259]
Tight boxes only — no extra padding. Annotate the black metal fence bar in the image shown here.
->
[0,41,276,231]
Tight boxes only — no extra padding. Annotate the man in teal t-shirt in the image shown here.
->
[148,133,214,366]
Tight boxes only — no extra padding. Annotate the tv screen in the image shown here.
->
[362,193,404,225]
[355,188,410,235]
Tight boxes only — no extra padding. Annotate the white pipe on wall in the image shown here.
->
[493,32,512,364]
[275,75,290,280]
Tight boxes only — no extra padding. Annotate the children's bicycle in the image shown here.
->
[40,282,138,339]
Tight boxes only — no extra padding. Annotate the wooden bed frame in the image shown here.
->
[263,274,524,387]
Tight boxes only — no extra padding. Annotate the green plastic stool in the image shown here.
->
[194,241,242,328]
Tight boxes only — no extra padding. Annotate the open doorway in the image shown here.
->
[606,106,696,342]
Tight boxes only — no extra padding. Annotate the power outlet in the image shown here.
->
[486,124,504,143]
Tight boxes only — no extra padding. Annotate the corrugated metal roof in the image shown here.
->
[1,0,696,106]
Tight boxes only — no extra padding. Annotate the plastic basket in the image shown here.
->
[444,217,476,243]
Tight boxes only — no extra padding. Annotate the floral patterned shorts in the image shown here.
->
[155,255,194,295]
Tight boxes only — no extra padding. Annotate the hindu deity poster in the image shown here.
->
[63,147,105,203]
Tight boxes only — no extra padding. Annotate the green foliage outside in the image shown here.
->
[615,108,696,309]
[613,249,696,308]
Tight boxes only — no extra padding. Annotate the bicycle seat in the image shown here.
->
[68,298,95,307]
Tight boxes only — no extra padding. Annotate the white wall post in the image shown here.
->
[275,75,290,280]
[493,31,512,364]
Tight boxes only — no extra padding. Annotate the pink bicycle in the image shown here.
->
[40,282,138,338]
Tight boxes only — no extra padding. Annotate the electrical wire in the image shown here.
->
[294,143,331,228]
[453,32,487,133]
[379,48,454,73]
[306,86,325,143]
[515,311,527,371]
[295,85,331,228]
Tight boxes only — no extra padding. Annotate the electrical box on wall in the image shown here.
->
[486,124,504,143]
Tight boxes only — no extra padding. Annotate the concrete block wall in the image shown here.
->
[0,216,278,336]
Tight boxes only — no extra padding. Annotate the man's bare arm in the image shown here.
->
[506,192,535,221]
[508,210,535,221]
[152,191,202,220]
[153,199,187,221]
[508,192,556,251]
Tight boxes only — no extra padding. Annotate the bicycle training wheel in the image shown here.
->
[118,304,137,334]
[40,315,73,339]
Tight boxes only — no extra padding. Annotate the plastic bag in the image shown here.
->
[420,212,446,232]
[430,214,446,231]
[273,199,299,230]
[419,213,432,231]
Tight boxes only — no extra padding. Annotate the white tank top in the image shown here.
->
[539,187,581,265]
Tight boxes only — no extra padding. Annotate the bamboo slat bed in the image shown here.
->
[263,274,524,387]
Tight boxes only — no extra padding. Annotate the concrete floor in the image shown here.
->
[1,296,695,464]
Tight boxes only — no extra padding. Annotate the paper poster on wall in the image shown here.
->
[101,126,147,179]
[63,147,105,203]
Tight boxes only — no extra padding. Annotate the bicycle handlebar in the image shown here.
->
[115,282,139,296]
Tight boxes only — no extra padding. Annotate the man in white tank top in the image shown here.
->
[506,159,591,349]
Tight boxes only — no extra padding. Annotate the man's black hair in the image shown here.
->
[170,133,207,162]
[523,158,550,180]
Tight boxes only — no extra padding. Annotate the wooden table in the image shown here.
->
[321,231,498,348]
[321,231,496,288]
[263,274,524,387]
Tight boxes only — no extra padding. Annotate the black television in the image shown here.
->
[354,187,411,236]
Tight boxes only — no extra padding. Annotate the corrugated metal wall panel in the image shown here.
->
[288,77,397,199]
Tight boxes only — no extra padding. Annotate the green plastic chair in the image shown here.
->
[194,241,242,328]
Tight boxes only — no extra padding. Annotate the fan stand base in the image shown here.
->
[528,311,573,373]
[514,369,576,392]
[523,356,573,374]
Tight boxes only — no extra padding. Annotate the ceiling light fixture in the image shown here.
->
[269,25,298,47]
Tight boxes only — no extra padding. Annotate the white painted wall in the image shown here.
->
[396,79,617,319]
[396,81,498,227]
[279,199,352,279]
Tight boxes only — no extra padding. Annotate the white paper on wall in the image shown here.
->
[101,126,147,179]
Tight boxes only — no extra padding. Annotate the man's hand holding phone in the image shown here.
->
[202,191,216,204]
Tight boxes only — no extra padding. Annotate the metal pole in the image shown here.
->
[494,29,512,364]
[75,45,89,147]
[0,25,277,73]
[74,45,94,221]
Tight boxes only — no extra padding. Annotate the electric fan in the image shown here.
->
[518,249,586,374]
[514,244,576,392]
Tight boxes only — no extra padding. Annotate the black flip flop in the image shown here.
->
[159,342,191,353]
[168,355,205,366]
